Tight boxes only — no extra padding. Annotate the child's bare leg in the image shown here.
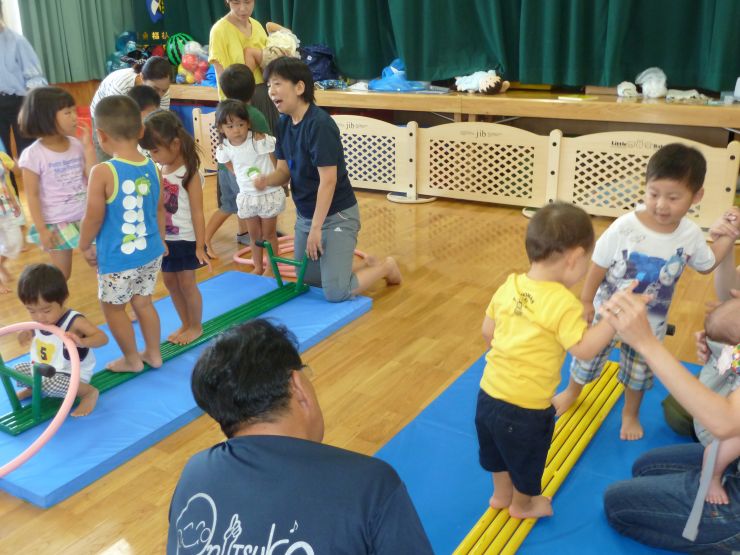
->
[0,256,10,293]
[621,387,645,441]
[706,437,740,504]
[102,301,144,372]
[243,47,263,72]
[173,270,202,345]
[17,387,32,400]
[130,294,162,368]
[352,256,402,295]
[261,216,279,274]
[204,209,232,258]
[553,377,584,416]
[70,382,99,417]
[508,488,553,519]
[48,249,73,280]
[246,217,264,274]
[490,472,513,509]
[162,271,188,343]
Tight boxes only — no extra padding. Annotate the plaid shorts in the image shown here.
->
[27,221,81,250]
[236,188,286,220]
[98,256,162,305]
[570,318,667,391]
[14,361,72,397]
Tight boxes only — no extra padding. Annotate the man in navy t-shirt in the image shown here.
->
[167,319,433,554]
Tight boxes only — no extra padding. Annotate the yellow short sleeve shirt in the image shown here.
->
[480,273,588,409]
[209,16,268,97]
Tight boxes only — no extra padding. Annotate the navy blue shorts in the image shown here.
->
[162,240,204,273]
[475,389,555,496]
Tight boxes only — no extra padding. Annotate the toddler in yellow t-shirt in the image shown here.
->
[476,202,644,519]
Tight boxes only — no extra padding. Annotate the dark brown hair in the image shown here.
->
[140,110,201,191]
[264,56,315,104]
[525,202,595,262]
[18,264,69,305]
[220,64,256,102]
[18,87,75,138]
[646,143,706,194]
[94,95,142,140]
[215,99,251,143]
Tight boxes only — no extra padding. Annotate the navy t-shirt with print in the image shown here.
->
[167,435,433,555]
[274,103,357,219]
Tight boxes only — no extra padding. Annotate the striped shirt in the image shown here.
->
[90,68,170,114]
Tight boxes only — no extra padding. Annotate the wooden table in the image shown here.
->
[169,84,740,130]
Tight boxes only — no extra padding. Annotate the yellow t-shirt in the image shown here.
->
[480,273,588,409]
[209,16,268,97]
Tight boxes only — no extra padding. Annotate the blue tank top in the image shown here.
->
[97,157,164,274]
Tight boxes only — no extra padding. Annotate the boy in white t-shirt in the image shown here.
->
[553,143,740,440]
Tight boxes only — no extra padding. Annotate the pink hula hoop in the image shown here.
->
[233,235,367,278]
[0,322,80,478]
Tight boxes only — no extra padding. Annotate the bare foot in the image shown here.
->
[167,327,186,344]
[205,243,218,259]
[706,478,729,505]
[553,388,579,417]
[174,326,203,346]
[17,388,32,400]
[106,355,145,373]
[620,415,644,441]
[141,349,163,369]
[0,264,11,290]
[71,388,99,417]
[508,495,553,519]
[384,257,402,285]
[489,492,512,510]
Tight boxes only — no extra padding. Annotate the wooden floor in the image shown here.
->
[0,177,733,552]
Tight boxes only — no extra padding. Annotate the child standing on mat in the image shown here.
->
[79,96,166,373]
[18,87,96,280]
[553,144,740,440]
[0,148,22,293]
[205,64,272,256]
[214,99,283,275]
[476,203,643,519]
[141,110,209,345]
[15,264,108,416]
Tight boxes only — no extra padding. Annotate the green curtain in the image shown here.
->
[19,0,133,83]
[253,0,397,79]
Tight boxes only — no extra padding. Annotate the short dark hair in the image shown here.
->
[191,319,303,438]
[646,143,707,193]
[127,85,160,112]
[220,64,256,102]
[705,297,740,346]
[17,264,69,305]
[18,87,75,138]
[525,202,595,262]
[215,99,250,141]
[141,110,201,191]
[136,56,171,80]
[264,56,315,104]
[94,95,142,140]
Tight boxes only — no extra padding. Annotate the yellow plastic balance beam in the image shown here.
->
[454,361,624,554]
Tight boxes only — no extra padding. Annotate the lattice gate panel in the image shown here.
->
[417,123,557,208]
[192,108,219,173]
[558,133,738,228]
[341,133,397,186]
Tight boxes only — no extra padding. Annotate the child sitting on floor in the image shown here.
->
[476,202,645,519]
[554,144,740,440]
[79,96,166,373]
[15,264,108,416]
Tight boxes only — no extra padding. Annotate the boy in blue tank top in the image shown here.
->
[79,96,166,373]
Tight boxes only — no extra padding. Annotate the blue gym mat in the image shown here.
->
[376,353,695,554]
[0,271,371,508]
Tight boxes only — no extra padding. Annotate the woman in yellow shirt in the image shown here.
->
[209,0,278,131]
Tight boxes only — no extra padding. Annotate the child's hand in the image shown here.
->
[39,228,58,251]
[195,246,212,271]
[81,245,97,267]
[254,132,266,141]
[709,207,740,241]
[582,301,595,324]
[77,120,92,147]
[694,330,710,364]
[253,175,268,190]
[17,330,33,347]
